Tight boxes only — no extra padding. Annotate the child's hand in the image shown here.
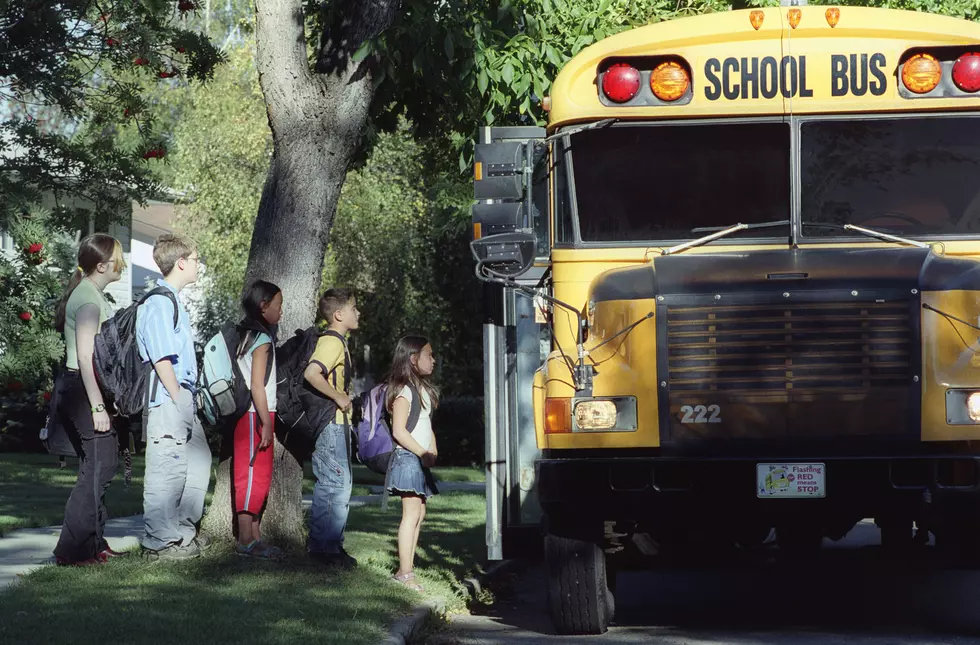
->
[336,393,352,412]
[421,451,436,468]
[259,418,274,450]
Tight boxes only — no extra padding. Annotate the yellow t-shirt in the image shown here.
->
[308,331,350,424]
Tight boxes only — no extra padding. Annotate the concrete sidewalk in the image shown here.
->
[0,514,143,590]
[0,481,483,593]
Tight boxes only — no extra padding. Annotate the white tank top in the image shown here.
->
[397,384,433,451]
[237,332,277,413]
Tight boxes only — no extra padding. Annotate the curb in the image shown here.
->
[379,559,521,645]
[380,597,446,645]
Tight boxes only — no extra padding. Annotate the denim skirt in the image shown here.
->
[387,447,439,498]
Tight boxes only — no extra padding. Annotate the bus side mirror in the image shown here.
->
[471,232,536,279]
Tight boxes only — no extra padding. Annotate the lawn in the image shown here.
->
[0,453,484,535]
[0,490,488,645]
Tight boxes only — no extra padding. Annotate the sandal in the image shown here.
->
[236,541,285,560]
[392,571,425,592]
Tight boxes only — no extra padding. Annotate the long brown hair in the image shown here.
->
[385,335,439,413]
[54,234,125,333]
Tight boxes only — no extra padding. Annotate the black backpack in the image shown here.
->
[275,328,351,442]
[93,287,179,417]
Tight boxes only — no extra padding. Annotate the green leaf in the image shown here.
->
[502,62,514,84]
[444,34,455,61]
[477,69,489,95]
[352,39,374,63]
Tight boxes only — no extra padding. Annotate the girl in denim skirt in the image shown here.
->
[386,336,440,592]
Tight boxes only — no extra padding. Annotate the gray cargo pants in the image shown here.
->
[141,387,212,551]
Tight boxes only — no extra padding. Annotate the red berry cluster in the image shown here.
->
[178,1,196,13]
[23,242,44,265]
[143,147,167,159]
[106,37,119,47]
[19,311,32,322]
[134,57,149,66]
[157,69,180,79]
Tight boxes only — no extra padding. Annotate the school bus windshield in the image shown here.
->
[801,115,980,239]
[564,114,980,245]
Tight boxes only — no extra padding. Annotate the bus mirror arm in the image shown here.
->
[475,262,596,395]
[590,312,655,353]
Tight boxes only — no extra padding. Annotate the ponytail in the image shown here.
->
[54,268,85,333]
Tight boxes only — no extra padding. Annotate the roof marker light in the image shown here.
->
[825,7,840,28]
[787,8,802,29]
[750,10,764,30]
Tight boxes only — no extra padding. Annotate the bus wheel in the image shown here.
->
[545,533,613,635]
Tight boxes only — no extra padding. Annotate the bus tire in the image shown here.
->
[545,533,612,635]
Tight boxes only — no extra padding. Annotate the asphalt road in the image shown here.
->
[444,521,980,644]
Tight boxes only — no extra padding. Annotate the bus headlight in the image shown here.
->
[945,389,980,424]
[968,393,980,422]
[572,397,637,432]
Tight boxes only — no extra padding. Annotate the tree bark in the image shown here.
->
[201,0,397,548]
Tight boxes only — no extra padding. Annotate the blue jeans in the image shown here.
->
[309,423,352,554]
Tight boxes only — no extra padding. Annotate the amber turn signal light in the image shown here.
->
[650,61,690,102]
[902,53,942,94]
[749,10,764,30]
[545,398,572,434]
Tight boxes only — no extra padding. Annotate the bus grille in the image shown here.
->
[665,300,913,395]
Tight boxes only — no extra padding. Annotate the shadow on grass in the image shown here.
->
[0,491,489,645]
[0,548,420,645]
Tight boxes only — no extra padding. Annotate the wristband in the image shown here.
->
[91,403,106,414]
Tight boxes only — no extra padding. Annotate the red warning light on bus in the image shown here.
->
[602,63,641,103]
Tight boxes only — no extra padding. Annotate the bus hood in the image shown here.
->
[590,247,980,301]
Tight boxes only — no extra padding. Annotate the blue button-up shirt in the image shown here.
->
[136,280,197,408]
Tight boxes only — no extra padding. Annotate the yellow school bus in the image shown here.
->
[472,2,980,635]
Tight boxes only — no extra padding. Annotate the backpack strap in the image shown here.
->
[320,330,352,394]
[406,382,422,434]
[139,286,179,329]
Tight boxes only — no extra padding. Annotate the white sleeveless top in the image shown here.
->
[237,332,277,413]
[397,384,433,451]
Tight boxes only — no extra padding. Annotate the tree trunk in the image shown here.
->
[201,0,395,547]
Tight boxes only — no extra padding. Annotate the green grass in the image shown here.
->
[1,453,483,536]
[0,490,488,645]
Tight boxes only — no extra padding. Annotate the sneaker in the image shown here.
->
[98,544,127,559]
[194,533,213,552]
[143,542,201,562]
[310,548,357,570]
[337,547,358,569]
[55,555,106,567]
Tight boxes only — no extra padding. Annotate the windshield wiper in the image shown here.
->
[662,220,790,256]
[545,118,617,143]
[801,222,929,249]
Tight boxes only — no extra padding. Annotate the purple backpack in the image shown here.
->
[355,382,421,475]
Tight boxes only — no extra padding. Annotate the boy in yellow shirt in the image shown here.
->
[304,288,359,569]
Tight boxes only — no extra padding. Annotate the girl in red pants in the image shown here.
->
[232,280,284,559]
